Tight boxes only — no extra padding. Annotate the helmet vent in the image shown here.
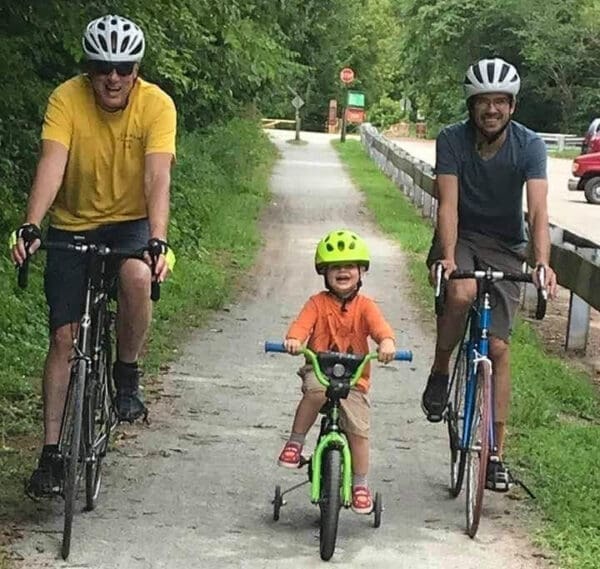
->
[486,61,495,82]
[498,63,510,82]
[326,243,334,252]
[336,240,345,251]
[110,31,118,53]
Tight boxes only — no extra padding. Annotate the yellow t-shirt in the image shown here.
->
[42,75,177,230]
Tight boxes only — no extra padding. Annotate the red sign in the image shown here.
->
[345,107,365,124]
[340,67,355,84]
[328,99,338,125]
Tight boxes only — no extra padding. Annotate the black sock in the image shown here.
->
[42,444,59,456]
[115,360,138,371]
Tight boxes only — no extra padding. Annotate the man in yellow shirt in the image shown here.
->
[10,15,177,497]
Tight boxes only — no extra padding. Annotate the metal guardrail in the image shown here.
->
[360,123,599,352]
[537,132,584,151]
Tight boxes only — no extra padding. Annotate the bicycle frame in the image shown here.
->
[59,250,115,453]
[459,286,494,454]
[301,348,375,507]
[265,343,412,507]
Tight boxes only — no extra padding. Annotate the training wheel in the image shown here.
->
[373,491,383,528]
[273,485,283,521]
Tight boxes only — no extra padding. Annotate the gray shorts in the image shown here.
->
[426,231,525,341]
[44,219,150,331]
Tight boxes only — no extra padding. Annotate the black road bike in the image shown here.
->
[19,239,161,559]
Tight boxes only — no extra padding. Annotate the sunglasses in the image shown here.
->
[89,61,136,77]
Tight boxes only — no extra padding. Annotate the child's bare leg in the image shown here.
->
[290,390,327,435]
[347,433,369,477]
[279,390,326,468]
[347,432,372,514]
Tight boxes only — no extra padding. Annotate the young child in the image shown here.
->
[277,229,396,514]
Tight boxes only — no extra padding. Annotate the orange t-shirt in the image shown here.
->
[286,291,395,392]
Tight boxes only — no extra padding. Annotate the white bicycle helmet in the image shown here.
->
[464,58,520,99]
[82,15,145,62]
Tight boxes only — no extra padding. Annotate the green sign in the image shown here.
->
[347,91,365,108]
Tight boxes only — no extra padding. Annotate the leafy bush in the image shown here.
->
[367,96,406,130]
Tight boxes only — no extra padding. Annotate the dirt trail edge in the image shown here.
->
[11,130,550,569]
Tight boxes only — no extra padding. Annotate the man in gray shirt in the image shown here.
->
[421,58,557,490]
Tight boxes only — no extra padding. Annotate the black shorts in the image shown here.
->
[426,231,526,341]
[44,219,150,331]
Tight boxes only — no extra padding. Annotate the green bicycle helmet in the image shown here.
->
[314,229,370,275]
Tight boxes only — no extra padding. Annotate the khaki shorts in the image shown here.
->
[298,366,370,439]
[426,230,525,341]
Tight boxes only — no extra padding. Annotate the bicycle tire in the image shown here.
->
[448,345,467,497]
[85,333,113,511]
[61,359,86,560]
[465,361,491,538]
[319,448,342,561]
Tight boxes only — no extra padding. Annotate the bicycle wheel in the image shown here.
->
[448,344,467,497]
[465,361,492,538]
[85,333,114,511]
[319,448,342,561]
[61,359,86,560]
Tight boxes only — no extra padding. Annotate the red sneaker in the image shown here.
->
[351,485,373,514]
[277,441,302,469]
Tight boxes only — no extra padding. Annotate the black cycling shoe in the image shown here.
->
[421,371,449,422]
[486,456,512,492]
[113,362,147,423]
[25,450,63,499]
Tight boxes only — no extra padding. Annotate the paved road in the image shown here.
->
[387,137,599,245]
[11,131,549,568]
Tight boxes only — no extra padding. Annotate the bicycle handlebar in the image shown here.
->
[16,241,161,301]
[433,262,547,320]
[264,341,413,362]
[265,341,412,389]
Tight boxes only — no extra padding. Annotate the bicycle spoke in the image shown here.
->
[61,360,86,560]
[465,361,491,538]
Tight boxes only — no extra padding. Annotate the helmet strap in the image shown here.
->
[324,277,362,312]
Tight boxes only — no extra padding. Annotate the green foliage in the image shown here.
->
[389,0,600,133]
[367,97,407,130]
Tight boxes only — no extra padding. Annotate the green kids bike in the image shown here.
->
[265,341,412,561]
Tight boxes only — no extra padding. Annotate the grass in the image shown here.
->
[547,148,581,160]
[333,139,600,569]
[0,118,276,526]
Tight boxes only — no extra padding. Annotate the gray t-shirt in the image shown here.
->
[435,120,547,248]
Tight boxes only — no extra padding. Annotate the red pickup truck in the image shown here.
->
[568,152,600,204]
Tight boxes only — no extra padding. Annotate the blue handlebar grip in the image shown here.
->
[394,350,413,361]
[265,341,286,353]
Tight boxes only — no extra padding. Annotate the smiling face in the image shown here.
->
[325,263,362,297]
[471,92,515,138]
[88,62,139,111]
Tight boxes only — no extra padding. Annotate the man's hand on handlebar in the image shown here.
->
[533,263,557,300]
[144,238,176,283]
[10,223,42,266]
[429,258,456,286]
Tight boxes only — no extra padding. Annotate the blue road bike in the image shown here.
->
[434,262,546,537]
